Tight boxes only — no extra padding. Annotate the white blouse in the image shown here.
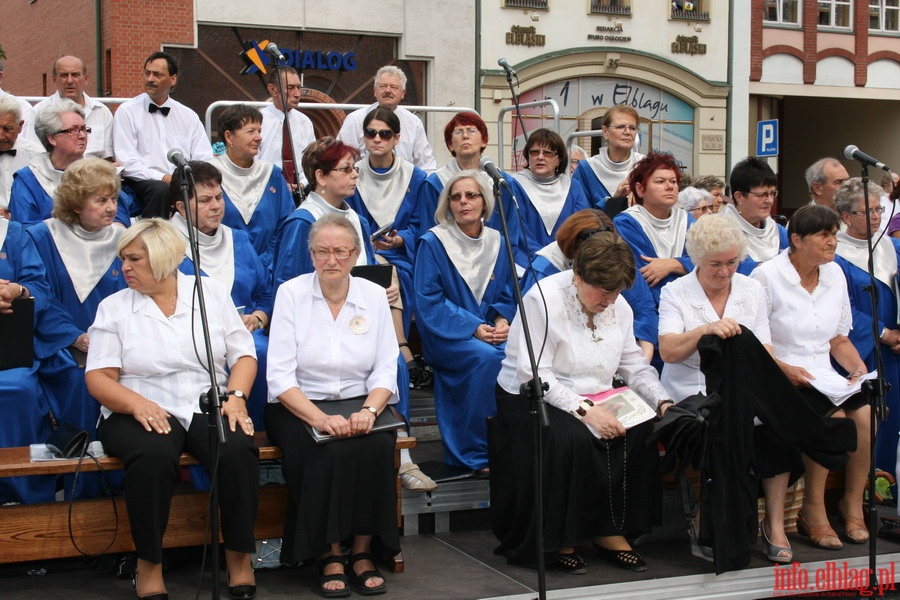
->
[750,249,852,372]
[86,273,256,430]
[267,273,399,403]
[658,270,771,400]
[497,270,668,412]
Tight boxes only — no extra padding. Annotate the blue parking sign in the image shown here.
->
[757,119,779,157]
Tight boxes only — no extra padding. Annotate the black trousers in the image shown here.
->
[99,412,259,564]
[124,178,171,218]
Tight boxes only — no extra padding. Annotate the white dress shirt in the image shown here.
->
[86,273,256,431]
[113,93,213,182]
[658,271,771,400]
[257,103,315,187]
[497,270,668,412]
[267,272,399,404]
[32,92,114,159]
[337,103,437,172]
[0,136,43,209]
[750,249,852,373]
[1,90,35,139]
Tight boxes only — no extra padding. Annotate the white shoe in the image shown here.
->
[399,463,437,491]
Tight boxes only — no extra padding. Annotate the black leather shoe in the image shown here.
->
[228,584,257,599]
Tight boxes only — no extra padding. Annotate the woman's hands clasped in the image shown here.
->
[314,410,375,438]
[474,318,510,345]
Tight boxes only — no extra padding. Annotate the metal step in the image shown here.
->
[401,477,490,535]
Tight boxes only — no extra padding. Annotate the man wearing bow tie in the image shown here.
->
[113,51,213,218]
[0,95,44,219]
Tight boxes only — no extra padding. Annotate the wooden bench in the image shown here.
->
[0,432,416,572]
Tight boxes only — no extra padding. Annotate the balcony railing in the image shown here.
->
[591,2,631,16]
[672,8,710,21]
[504,0,548,9]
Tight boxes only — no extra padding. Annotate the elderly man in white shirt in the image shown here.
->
[337,65,437,172]
[0,95,44,218]
[258,66,315,197]
[31,56,114,160]
[113,51,213,218]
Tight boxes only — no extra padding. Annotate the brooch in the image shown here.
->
[349,315,370,334]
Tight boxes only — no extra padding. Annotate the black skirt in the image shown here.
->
[489,387,660,567]
[265,401,400,563]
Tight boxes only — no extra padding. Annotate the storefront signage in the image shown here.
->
[506,26,545,47]
[240,39,357,76]
[588,24,631,42]
[671,35,707,55]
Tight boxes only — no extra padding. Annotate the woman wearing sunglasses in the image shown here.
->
[508,128,590,263]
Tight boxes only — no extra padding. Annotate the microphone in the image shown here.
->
[167,148,191,173]
[497,58,517,78]
[843,145,890,172]
[265,42,286,63]
[480,156,510,190]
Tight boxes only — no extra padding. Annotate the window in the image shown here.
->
[870,0,900,32]
[591,0,631,16]
[764,0,800,24]
[817,0,852,28]
[671,1,710,22]
[504,0,548,8]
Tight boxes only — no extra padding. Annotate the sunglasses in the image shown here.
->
[363,128,395,141]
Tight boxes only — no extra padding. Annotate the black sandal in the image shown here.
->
[348,552,387,596]
[550,551,587,575]
[316,555,351,598]
[593,543,648,572]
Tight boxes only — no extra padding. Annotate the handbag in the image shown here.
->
[46,421,90,459]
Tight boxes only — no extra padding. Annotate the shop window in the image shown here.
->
[870,0,900,32]
[504,0,549,9]
[817,0,852,28]
[671,1,710,22]
[764,0,800,24]
[590,0,631,16]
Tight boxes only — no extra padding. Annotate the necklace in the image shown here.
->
[604,432,627,531]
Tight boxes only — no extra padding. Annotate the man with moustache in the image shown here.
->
[337,65,436,171]
[113,51,213,218]
[31,56,114,160]
[0,95,44,218]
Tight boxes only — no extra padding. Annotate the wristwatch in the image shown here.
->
[224,390,246,401]
[361,405,378,417]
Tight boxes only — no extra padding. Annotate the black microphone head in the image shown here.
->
[842,145,859,161]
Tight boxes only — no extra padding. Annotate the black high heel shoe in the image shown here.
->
[226,570,257,599]
[132,572,169,600]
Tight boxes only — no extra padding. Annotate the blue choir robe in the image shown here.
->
[27,221,127,438]
[271,202,412,419]
[613,210,695,308]
[178,228,273,429]
[520,248,658,347]
[506,174,591,262]
[0,219,61,503]
[10,166,132,228]
[220,165,294,272]
[737,225,789,276]
[834,237,900,473]
[414,229,517,470]
[347,163,427,325]
[572,160,614,210]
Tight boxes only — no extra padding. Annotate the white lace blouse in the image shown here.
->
[497,270,668,412]
[658,271,770,400]
[749,249,852,372]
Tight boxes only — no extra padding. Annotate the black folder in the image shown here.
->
[0,297,34,370]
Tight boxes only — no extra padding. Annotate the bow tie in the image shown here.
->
[0,149,16,156]
[149,104,170,116]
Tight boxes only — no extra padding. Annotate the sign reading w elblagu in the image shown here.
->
[239,39,357,76]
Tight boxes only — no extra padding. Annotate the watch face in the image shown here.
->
[230,390,245,399]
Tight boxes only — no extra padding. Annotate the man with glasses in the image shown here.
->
[30,56,113,160]
[337,65,437,172]
[805,157,849,212]
[258,66,315,195]
[0,94,44,218]
[113,51,213,218]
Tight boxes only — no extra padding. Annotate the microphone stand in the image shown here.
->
[271,57,304,206]
[177,168,229,600]
[487,171,550,600]
[501,65,528,170]
[856,163,889,594]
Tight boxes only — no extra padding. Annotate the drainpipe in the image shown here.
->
[95,0,104,95]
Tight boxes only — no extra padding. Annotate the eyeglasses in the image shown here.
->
[528,148,558,158]
[311,247,354,261]
[55,126,91,136]
[849,207,885,216]
[690,204,714,214]
[746,189,778,200]
[448,190,483,202]
[609,125,638,132]
[332,165,360,175]
[363,128,395,141]
[451,127,481,138]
